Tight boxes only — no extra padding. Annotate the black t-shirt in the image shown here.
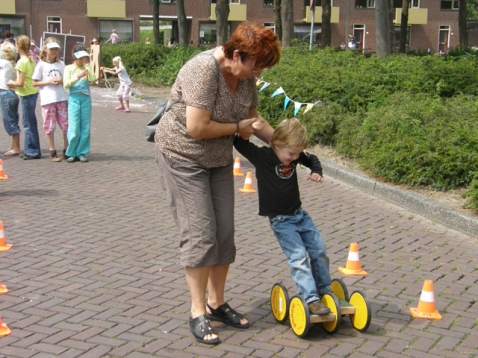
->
[233,136,323,217]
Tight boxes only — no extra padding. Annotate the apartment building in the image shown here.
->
[0,0,460,54]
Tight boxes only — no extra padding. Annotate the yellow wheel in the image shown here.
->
[289,295,311,338]
[270,283,289,324]
[321,293,342,334]
[349,290,372,332]
[331,278,349,301]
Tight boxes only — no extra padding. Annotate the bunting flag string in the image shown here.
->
[256,78,321,116]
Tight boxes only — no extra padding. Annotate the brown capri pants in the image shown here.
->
[156,149,236,267]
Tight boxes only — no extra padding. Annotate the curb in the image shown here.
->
[319,157,478,238]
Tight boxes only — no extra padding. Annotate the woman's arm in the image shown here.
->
[248,108,274,144]
[186,106,258,140]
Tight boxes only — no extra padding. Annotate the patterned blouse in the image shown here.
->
[155,48,258,169]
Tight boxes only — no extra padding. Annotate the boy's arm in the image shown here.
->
[299,151,324,183]
[233,135,260,165]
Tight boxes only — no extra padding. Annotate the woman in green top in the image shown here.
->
[8,35,41,159]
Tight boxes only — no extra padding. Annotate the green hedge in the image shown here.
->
[104,42,478,211]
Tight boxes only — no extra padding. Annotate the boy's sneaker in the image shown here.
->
[78,155,88,163]
[308,300,331,316]
[49,150,61,162]
[115,106,125,111]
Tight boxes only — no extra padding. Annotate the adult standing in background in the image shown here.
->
[155,22,281,345]
[105,29,118,44]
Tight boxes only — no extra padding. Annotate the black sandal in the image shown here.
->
[189,314,220,345]
[206,302,250,329]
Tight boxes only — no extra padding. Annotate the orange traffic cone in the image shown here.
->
[0,281,7,294]
[0,159,7,180]
[239,171,257,193]
[339,242,368,276]
[233,157,244,177]
[0,221,12,252]
[410,280,442,320]
[0,316,11,336]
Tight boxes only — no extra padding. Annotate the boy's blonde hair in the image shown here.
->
[1,42,17,66]
[41,37,61,62]
[270,118,308,150]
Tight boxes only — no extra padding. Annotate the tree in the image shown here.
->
[215,0,229,45]
[273,0,282,42]
[176,0,188,45]
[376,0,391,56]
[151,0,160,45]
[459,0,468,48]
[281,0,294,46]
[321,0,332,48]
[399,0,410,53]
[467,0,478,19]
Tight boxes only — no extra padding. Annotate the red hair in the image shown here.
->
[223,22,281,70]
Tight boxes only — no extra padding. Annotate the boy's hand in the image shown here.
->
[307,173,324,183]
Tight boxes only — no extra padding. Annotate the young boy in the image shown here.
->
[233,118,331,315]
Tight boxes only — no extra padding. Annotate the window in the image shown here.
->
[99,20,133,43]
[264,0,273,6]
[303,0,334,6]
[47,16,61,33]
[211,0,240,3]
[441,0,459,10]
[199,22,230,45]
[410,0,420,8]
[0,17,25,39]
[161,0,176,3]
[294,25,321,44]
[355,0,373,9]
[438,25,451,53]
[394,25,410,51]
[263,22,275,33]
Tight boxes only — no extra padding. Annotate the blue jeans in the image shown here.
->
[270,208,331,303]
[66,93,91,158]
[20,93,41,157]
[0,90,20,136]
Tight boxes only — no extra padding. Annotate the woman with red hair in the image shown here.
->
[155,22,281,344]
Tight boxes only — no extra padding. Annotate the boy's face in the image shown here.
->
[274,146,304,166]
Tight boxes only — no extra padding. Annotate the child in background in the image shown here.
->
[0,42,21,156]
[32,37,68,162]
[29,40,40,63]
[233,118,332,316]
[101,56,132,113]
[63,44,96,163]
[8,35,41,160]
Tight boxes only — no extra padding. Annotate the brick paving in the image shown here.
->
[0,86,477,357]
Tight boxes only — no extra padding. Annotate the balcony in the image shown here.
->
[0,0,15,15]
[394,8,428,25]
[87,0,126,18]
[210,4,247,22]
[305,6,340,24]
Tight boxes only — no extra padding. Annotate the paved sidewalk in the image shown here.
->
[0,86,476,358]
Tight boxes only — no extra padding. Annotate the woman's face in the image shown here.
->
[231,51,264,79]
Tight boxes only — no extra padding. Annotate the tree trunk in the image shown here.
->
[281,0,294,47]
[216,0,229,45]
[376,0,391,56]
[153,0,160,45]
[176,0,188,45]
[399,0,410,53]
[459,0,468,48]
[273,0,282,42]
[321,0,332,48]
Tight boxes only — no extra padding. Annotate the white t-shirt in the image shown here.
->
[0,59,15,90]
[32,60,67,105]
[116,65,132,86]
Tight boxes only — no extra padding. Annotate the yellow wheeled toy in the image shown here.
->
[270,278,372,337]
